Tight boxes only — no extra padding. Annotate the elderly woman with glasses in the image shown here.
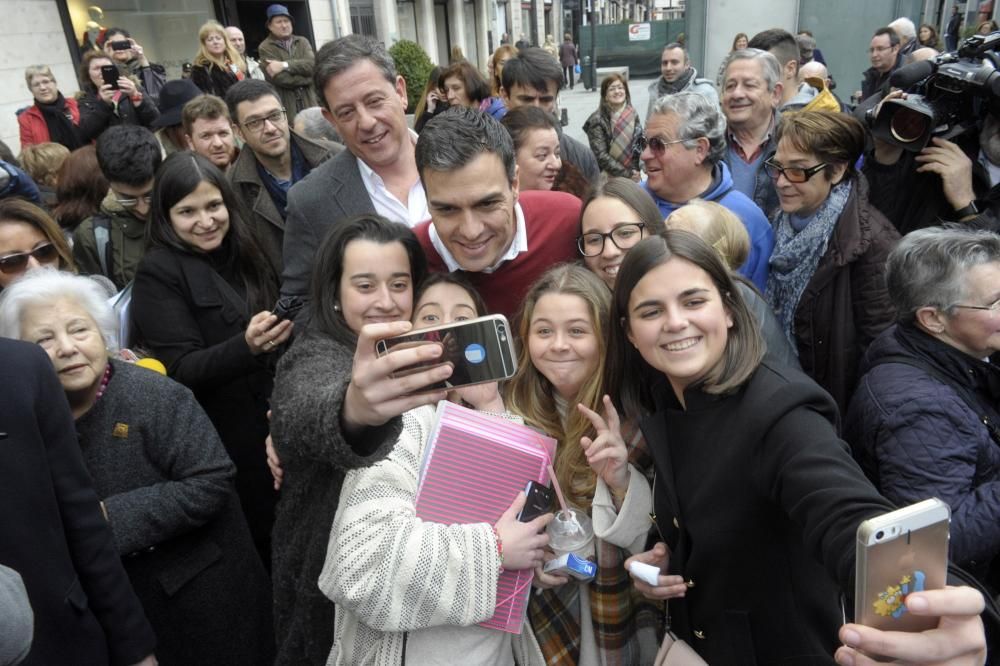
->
[19,65,83,150]
[0,269,275,664]
[846,227,1000,595]
[583,74,643,181]
[763,110,899,413]
[0,198,75,291]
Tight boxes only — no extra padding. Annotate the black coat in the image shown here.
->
[131,245,278,553]
[76,88,159,142]
[0,340,156,665]
[190,62,241,98]
[76,360,274,665]
[642,358,894,664]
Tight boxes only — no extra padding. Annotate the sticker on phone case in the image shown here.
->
[873,570,926,618]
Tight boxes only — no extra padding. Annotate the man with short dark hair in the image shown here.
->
[748,29,800,106]
[182,94,238,169]
[226,78,336,272]
[280,35,428,302]
[414,107,580,319]
[257,4,317,122]
[500,48,599,182]
[862,27,901,100]
[73,125,162,289]
[646,42,719,118]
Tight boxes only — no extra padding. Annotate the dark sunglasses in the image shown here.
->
[0,243,59,274]
[763,159,829,183]
[637,135,693,157]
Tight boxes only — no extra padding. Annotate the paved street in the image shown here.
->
[558,76,658,145]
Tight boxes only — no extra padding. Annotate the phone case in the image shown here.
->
[854,498,950,633]
[517,481,554,522]
[375,314,517,392]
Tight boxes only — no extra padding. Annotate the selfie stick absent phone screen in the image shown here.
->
[379,316,514,390]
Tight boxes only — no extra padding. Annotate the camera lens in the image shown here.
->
[890,106,931,144]
[875,530,885,540]
[497,323,506,335]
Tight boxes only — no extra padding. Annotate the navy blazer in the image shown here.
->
[0,339,155,665]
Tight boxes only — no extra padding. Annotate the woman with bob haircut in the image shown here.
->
[0,197,75,290]
[583,74,643,181]
[0,269,274,664]
[577,175,664,290]
[190,21,247,98]
[763,110,898,413]
[76,50,159,142]
[131,150,288,566]
[269,214,436,665]
[505,263,661,664]
[19,64,82,150]
[440,60,505,119]
[607,230,990,664]
[52,145,110,233]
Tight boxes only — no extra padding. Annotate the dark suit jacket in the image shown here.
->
[281,149,377,299]
[229,132,337,273]
[131,245,278,549]
[0,339,155,665]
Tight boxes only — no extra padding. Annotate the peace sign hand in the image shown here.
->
[578,395,630,495]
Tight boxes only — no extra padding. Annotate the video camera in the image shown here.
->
[865,32,1000,152]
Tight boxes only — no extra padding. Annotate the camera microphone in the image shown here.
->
[889,60,936,89]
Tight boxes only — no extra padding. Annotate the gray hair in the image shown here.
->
[24,65,55,87]
[415,106,516,184]
[314,35,397,109]
[887,226,1000,323]
[889,17,917,41]
[0,268,119,350]
[650,92,728,166]
[721,48,782,92]
[293,106,342,143]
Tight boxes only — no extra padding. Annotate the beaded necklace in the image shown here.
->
[93,363,113,402]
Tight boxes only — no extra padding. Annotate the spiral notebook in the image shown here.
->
[414,401,556,633]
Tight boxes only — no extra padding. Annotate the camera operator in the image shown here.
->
[861,36,1000,234]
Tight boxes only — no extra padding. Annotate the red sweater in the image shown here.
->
[18,98,80,148]
[415,190,582,321]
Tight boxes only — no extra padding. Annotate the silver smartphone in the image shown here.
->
[374,314,517,393]
[854,498,950,634]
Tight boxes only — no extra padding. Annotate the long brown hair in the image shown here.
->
[505,264,611,510]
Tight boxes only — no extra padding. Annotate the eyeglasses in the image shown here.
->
[0,243,59,274]
[763,159,829,183]
[113,192,153,209]
[952,297,1000,314]
[638,135,692,157]
[241,109,286,133]
[577,223,646,256]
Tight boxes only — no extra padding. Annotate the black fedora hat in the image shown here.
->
[151,79,203,129]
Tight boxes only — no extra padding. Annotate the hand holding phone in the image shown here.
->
[271,295,304,322]
[100,64,120,89]
[517,481,554,522]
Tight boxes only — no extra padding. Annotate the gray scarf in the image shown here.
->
[766,179,853,348]
[657,67,695,97]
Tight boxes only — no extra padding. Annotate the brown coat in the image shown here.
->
[792,175,900,415]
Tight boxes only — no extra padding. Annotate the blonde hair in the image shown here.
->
[505,264,611,510]
[665,200,750,270]
[19,143,70,188]
[24,65,55,88]
[194,21,246,73]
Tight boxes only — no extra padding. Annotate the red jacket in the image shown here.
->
[18,97,80,148]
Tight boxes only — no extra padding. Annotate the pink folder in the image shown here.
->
[415,400,557,633]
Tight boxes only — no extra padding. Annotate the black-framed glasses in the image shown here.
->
[952,297,1000,314]
[242,109,286,133]
[113,192,153,209]
[763,159,829,183]
[638,135,691,157]
[0,243,58,274]
[577,223,646,256]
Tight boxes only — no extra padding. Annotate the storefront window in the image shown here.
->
[67,1,216,79]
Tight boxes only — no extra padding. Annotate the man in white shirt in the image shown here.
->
[281,34,428,301]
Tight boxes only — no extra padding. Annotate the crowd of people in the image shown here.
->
[1,7,1000,666]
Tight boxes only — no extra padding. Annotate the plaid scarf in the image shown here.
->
[529,422,663,665]
[607,106,639,172]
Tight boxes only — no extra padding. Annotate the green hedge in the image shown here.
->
[390,40,435,114]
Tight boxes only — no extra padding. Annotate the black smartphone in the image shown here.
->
[517,481,554,522]
[111,40,131,51]
[374,314,517,393]
[100,65,119,89]
[271,295,304,322]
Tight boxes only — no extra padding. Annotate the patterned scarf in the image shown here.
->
[528,420,663,665]
[766,178,853,347]
[607,106,638,172]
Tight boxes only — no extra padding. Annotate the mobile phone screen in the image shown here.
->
[376,315,516,392]
[101,65,119,89]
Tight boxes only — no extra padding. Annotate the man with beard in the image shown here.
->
[646,43,719,119]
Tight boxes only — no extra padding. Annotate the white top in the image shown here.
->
[356,129,429,227]
[428,202,529,273]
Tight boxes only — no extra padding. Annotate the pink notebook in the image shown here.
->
[414,401,557,633]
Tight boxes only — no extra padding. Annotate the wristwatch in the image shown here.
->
[953,200,980,221]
